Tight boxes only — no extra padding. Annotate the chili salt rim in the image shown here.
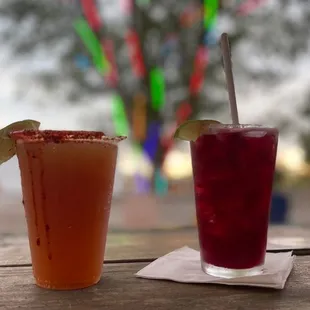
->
[9,130,127,144]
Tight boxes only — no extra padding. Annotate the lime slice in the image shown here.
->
[174,119,221,141]
[0,119,40,165]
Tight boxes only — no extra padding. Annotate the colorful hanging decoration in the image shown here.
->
[132,92,147,142]
[150,68,165,111]
[203,0,219,30]
[80,0,102,31]
[176,102,193,124]
[189,47,209,95]
[134,173,151,193]
[68,0,269,196]
[112,95,129,136]
[204,29,218,46]
[74,1,129,142]
[102,39,119,87]
[73,18,109,74]
[125,29,146,78]
[154,168,169,196]
[74,54,91,71]
[143,121,161,162]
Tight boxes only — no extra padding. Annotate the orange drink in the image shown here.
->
[10,130,125,290]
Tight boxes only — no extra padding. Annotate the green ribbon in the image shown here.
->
[112,95,129,136]
[150,67,165,111]
[73,18,109,74]
[204,0,219,31]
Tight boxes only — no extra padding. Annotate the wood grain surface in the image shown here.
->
[1,257,310,310]
[1,226,310,266]
[0,229,199,266]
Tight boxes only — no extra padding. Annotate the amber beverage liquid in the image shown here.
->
[11,130,125,290]
[190,124,278,278]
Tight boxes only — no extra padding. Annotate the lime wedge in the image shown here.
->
[174,119,221,141]
[0,120,40,165]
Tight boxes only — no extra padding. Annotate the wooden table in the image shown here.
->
[2,257,310,310]
[1,226,310,267]
[1,227,310,309]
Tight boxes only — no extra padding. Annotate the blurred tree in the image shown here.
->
[0,0,243,110]
[1,0,310,111]
[0,0,108,102]
[2,0,310,190]
[0,0,234,192]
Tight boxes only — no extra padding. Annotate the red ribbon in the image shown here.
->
[189,47,209,95]
[80,0,102,31]
[176,102,193,124]
[125,29,146,78]
[102,40,118,86]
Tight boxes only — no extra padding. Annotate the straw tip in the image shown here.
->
[220,33,229,43]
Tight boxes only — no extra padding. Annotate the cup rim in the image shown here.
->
[204,123,278,132]
[208,124,277,129]
[9,129,127,144]
[197,124,279,137]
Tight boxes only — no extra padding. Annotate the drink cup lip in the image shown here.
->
[202,123,278,135]
[209,123,277,128]
[9,129,127,145]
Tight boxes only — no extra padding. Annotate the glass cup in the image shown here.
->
[190,124,278,278]
[10,130,126,290]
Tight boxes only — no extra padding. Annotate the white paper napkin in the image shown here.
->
[136,246,295,289]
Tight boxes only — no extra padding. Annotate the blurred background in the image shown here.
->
[0,0,310,235]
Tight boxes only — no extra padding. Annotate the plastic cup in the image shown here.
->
[10,130,125,290]
[190,124,278,278]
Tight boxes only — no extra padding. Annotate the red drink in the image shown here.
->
[10,130,125,290]
[190,125,278,277]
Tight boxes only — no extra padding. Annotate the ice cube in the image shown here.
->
[243,130,267,138]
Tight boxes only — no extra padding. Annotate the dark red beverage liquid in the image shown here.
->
[191,125,278,269]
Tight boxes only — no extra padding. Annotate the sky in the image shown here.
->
[0,0,310,193]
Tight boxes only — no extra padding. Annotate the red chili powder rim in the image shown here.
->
[9,130,127,144]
